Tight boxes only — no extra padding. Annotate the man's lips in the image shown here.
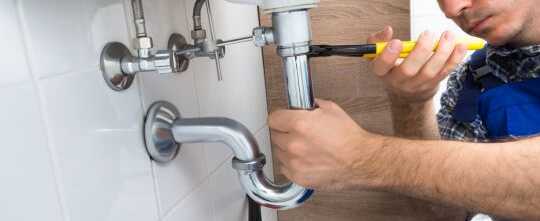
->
[467,16,492,34]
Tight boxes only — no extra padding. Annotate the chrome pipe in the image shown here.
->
[171,117,313,209]
[282,55,315,109]
[272,10,316,109]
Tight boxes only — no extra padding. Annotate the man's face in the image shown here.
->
[437,0,536,46]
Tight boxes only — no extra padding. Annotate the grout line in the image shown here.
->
[120,0,164,219]
[160,177,213,221]
[150,162,164,220]
[15,1,70,221]
[0,79,34,90]
[159,166,214,219]
[36,66,99,81]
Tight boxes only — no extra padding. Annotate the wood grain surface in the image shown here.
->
[260,0,466,220]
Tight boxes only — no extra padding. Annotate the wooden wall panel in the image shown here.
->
[260,0,466,220]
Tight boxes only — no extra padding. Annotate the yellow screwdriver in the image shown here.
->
[309,37,486,59]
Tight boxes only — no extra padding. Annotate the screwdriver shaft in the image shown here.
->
[217,36,253,47]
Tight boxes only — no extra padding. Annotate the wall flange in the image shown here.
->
[143,101,181,163]
[100,42,135,91]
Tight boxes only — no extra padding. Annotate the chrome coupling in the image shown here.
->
[232,154,267,173]
[134,36,153,58]
[152,50,176,75]
[191,29,207,43]
[253,27,275,47]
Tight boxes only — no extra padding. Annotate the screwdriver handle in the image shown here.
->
[364,38,486,59]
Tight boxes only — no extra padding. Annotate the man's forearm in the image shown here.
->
[361,135,540,220]
[389,96,440,139]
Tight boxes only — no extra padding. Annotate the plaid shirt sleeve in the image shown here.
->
[437,63,488,141]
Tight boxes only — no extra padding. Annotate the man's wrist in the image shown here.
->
[349,134,409,191]
[389,93,434,110]
[348,135,440,193]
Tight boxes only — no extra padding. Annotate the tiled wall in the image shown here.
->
[0,0,277,221]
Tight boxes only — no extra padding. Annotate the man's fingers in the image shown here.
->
[431,43,468,84]
[410,31,456,87]
[367,26,393,44]
[273,145,290,165]
[314,98,333,109]
[271,131,294,151]
[393,31,437,80]
[370,39,403,77]
[268,109,307,133]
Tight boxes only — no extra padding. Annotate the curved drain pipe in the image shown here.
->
[144,101,313,210]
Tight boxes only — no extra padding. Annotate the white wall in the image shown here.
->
[0,0,277,221]
[410,0,469,39]
[410,0,475,111]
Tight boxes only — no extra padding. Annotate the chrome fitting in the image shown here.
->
[135,36,153,49]
[271,9,315,110]
[202,40,225,59]
[253,27,275,47]
[152,50,175,75]
[232,155,266,173]
[191,29,207,42]
[100,33,193,91]
[134,36,153,58]
[143,101,314,210]
[272,10,312,57]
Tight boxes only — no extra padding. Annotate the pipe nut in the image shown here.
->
[152,50,174,74]
[135,36,153,49]
[232,155,266,172]
[191,29,207,41]
[253,27,274,47]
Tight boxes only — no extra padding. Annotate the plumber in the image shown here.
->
[268,0,540,220]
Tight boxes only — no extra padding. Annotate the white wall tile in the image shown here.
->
[18,0,128,78]
[38,69,157,221]
[186,0,267,132]
[4,0,273,220]
[0,0,31,86]
[183,0,269,172]
[90,2,132,55]
[135,0,211,216]
[0,83,63,221]
[161,180,215,221]
[151,142,209,216]
[142,0,190,49]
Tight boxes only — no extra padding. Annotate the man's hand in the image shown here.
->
[269,99,385,191]
[369,26,468,104]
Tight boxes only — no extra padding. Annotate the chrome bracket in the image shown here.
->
[143,101,181,163]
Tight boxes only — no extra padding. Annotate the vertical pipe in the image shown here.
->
[272,10,315,110]
[282,55,315,109]
[131,0,147,37]
[193,0,207,30]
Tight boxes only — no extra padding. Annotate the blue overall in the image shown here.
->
[453,47,540,140]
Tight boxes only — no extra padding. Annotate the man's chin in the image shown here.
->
[471,31,510,47]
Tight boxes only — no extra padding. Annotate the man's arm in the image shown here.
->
[389,96,440,139]
[360,135,540,220]
[269,99,540,221]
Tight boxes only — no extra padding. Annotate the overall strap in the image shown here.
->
[452,47,505,123]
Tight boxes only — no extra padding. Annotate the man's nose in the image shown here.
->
[438,0,471,18]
